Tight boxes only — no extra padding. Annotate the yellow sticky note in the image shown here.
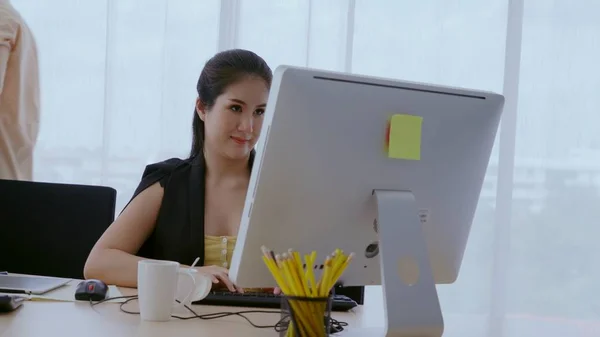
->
[387,114,422,160]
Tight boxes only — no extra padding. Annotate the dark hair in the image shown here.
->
[190,49,273,158]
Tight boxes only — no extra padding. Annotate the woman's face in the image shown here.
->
[198,76,269,160]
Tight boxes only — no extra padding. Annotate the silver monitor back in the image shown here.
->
[229,65,503,289]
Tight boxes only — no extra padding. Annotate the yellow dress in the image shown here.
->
[204,235,271,293]
[204,235,237,269]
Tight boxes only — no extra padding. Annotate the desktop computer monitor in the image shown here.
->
[229,65,504,336]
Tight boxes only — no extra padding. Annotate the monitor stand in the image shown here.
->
[371,189,444,337]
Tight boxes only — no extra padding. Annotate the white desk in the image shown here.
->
[0,278,385,336]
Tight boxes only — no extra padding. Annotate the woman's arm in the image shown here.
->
[83,182,164,287]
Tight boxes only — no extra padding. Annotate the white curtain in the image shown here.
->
[13,0,600,335]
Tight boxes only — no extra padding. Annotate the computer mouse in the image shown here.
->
[74,279,108,301]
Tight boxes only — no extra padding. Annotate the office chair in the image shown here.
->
[0,179,116,279]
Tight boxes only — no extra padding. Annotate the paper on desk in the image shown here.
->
[27,280,124,302]
[29,285,123,302]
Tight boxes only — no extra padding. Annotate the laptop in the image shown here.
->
[0,275,71,295]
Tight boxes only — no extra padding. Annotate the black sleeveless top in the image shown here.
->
[126,151,364,304]
[126,151,243,267]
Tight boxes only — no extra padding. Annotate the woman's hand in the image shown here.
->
[195,265,243,293]
[274,287,282,295]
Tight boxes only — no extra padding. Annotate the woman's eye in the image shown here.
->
[230,105,242,112]
[254,109,265,116]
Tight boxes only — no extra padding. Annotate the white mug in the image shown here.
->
[137,260,196,321]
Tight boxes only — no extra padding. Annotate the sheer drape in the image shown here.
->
[12,0,600,335]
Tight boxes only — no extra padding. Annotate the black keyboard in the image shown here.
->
[193,291,358,312]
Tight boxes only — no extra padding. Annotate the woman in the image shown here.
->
[83,49,272,293]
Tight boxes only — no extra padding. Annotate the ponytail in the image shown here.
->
[190,108,204,158]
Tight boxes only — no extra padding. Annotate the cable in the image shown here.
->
[89,295,138,306]
[89,295,348,333]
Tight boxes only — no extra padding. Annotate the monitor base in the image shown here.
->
[373,189,444,337]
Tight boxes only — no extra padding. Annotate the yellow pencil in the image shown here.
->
[279,254,297,294]
[310,251,317,266]
[328,251,346,289]
[319,256,332,296]
[331,252,354,286]
[305,254,317,297]
[331,252,345,275]
[288,250,310,297]
[284,254,305,297]
[262,256,288,293]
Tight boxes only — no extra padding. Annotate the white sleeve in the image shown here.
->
[0,9,18,95]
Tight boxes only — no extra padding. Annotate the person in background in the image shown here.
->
[0,0,40,181]
[84,49,274,293]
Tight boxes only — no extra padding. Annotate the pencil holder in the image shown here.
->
[278,294,333,337]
